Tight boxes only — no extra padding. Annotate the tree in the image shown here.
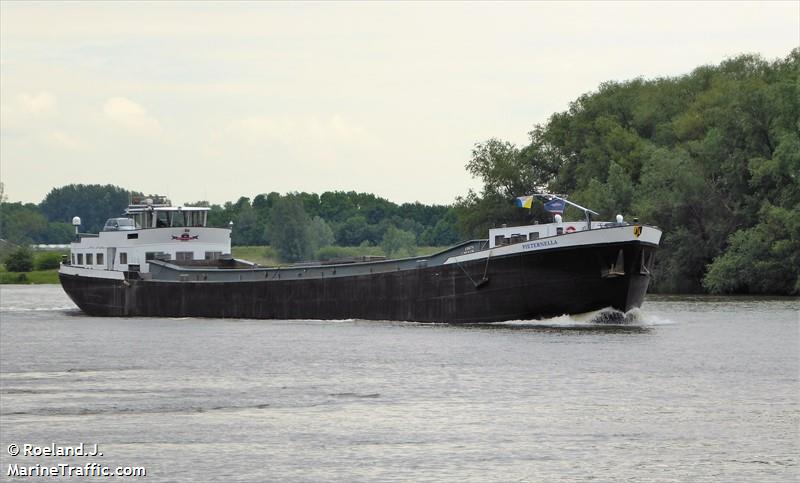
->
[268,197,313,262]
[35,252,63,270]
[231,203,263,246]
[381,225,417,258]
[335,215,369,246]
[42,222,74,244]
[40,184,140,234]
[420,210,461,246]
[4,247,33,272]
[308,216,335,252]
[466,138,531,200]
[704,204,799,294]
[0,203,48,243]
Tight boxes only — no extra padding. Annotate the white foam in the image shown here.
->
[1,306,78,312]
[493,306,676,327]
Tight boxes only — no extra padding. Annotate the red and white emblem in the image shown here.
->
[172,231,199,241]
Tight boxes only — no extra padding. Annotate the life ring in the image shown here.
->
[565,226,576,233]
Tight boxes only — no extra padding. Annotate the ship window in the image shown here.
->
[510,234,527,244]
[71,254,76,265]
[176,252,193,262]
[86,253,93,265]
[205,251,222,260]
[494,235,504,246]
[120,252,128,264]
[97,253,104,265]
[145,252,169,261]
[131,213,143,229]
[77,253,83,265]
[193,211,206,227]
[170,211,185,227]
[186,211,204,227]
[156,211,169,228]
[127,233,138,239]
[529,232,539,240]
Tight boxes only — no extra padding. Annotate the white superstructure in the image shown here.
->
[62,196,231,275]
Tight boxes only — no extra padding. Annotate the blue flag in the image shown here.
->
[543,198,566,214]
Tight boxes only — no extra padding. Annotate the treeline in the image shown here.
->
[456,50,799,295]
[0,184,461,261]
[0,184,136,242]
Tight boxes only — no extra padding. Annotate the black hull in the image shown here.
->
[60,242,656,323]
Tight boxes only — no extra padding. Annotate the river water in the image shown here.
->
[0,285,797,482]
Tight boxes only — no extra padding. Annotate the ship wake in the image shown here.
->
[492,307,675,329]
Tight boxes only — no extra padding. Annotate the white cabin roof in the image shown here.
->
[126,206,210,212]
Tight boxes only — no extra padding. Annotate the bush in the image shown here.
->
[4,247,33,272]
[35,251,63,270]
[381,226,417,258]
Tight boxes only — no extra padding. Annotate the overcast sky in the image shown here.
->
[1,1,797,206]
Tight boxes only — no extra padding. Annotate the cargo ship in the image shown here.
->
[59,195,661,323]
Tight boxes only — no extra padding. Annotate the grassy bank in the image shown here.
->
[0,249,65,284]
[0,269,59,284]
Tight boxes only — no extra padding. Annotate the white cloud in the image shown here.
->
[17,91,57,115]
[48,130,86,150]
[103,97,161,135]
[1,91,58,130]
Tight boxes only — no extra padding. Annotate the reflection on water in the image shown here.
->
[1,285,798,482]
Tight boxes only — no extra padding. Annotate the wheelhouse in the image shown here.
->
[125,207,209,229]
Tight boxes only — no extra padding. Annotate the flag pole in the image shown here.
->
[533,193,598,216]
[534,193,598,230]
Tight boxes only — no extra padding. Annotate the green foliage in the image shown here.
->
[267,196,314,262]
[4,247,34,272]
[335,215,369,246]
[40,184,140,234]
[231,202,263,246]
[3,182,461,255]
[0,203,49,243]
[455,131,567,237]
[35,251,64,270]
[381,226,417,258]
[704,204,800,294]
[420,209,461,245]
[43,222,75,243]
[572,161,635,220]
[308,216,335,252]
